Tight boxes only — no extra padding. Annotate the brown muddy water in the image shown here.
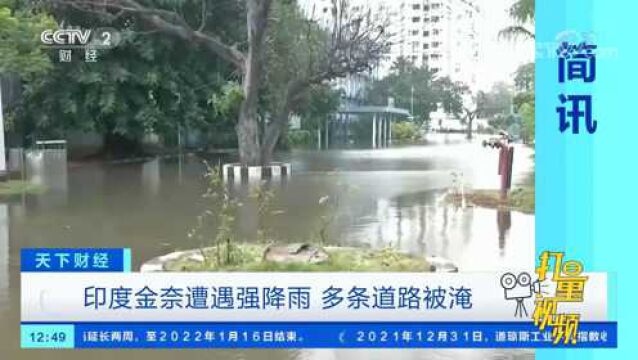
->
[0,134,534,359]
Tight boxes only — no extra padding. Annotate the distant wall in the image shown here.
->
[66,130,104,158]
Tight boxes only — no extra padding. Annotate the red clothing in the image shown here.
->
[498,145,514,191]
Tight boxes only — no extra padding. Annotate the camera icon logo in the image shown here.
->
[500,272,541,318]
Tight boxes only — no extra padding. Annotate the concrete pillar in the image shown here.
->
[325,117,330,149]
[383,117,388,147]
[372,114,377,148]
[379,115,385,148]
[346,114,350,146]
[388,116,392,145]
[386,116,390,147]
[384,117,388,147]
[0,204,7,310]
[0,85,6,174]
[383,117,387,147]
[380,116,384,148]
[378,116,383,148]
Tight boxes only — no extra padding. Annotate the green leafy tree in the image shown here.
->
[483,82,513,117]
[49,0,389,165]
[19,32,235,155]
[434,77,487,140]
[298,84,341,131]
[519,99,534,143]
[0,1,55,78]
[16,1,242,153]
[499,0,535,41]
[459,91,487,140]
[366,57,439,124]
[433,76,466,117]
[513,62,534,92]
[512,62,535,143]
[1,1,55,136]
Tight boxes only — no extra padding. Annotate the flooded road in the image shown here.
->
[1,134,534,359]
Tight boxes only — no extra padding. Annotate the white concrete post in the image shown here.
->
[378,116,383,148]
[372,114,377,148]
[388,117,392,145]
[381,117,386,148]
[378,117,383,148]
[0,204,7,309]
[0,85,6,173]
[325,118,330,149]
[385,116,392,147]
[383,117,388,147]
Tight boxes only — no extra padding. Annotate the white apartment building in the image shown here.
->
[301,0,479,83]
[299,0,480,130]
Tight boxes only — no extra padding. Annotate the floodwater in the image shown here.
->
[0,134,534,359]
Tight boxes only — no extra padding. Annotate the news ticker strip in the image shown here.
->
[20,248,615,349]
[20,322,617,349]
[21,272,608,322]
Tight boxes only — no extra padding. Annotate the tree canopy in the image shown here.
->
[0,1,55,79]
[13,2,240,153]
[499,0,535,41]
[366,58,453,125]
[32,0,388,163]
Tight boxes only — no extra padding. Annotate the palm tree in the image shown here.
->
[499,0,535,41]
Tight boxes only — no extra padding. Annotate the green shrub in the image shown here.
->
[391,121,420,143]
[287,129,313,147]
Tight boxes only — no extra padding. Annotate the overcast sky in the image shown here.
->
[475,0,535,91]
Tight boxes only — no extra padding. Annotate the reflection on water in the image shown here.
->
[25,149,69,208]
[1,134,534,359]
[347,194,532,272]
[142,158,161,197]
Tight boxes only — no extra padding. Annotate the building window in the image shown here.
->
[412,30,419,36]
[423,30,429,37]
[423,43,429,49]
[412,4,420,10]
[412,17,421,22]
[432,41,440,48]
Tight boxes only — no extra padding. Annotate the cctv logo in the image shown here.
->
[41,29,92,46]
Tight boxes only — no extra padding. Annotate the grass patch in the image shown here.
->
[164,244,430,272]
[0,180,46,196]
[447,187,535,214]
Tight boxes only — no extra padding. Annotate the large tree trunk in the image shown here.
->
[236,0,272,166]
[466,115,474,140]
[261,110,290,164]
[260,80,306,164]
